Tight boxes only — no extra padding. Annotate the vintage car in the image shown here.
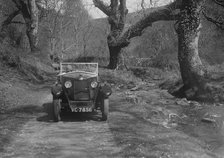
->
[51,62,112,122]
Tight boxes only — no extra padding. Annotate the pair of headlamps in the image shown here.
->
[64,81,98,88]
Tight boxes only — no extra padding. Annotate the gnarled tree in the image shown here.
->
[93,0,182,69]
[94,0,215,99]
[1,0,39,51]
[12,0,39,51]
[93,0,128,69]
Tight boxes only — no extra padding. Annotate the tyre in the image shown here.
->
[52,99,61,122]
[101,98,109,121]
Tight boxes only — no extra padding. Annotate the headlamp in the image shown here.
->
[91,81,98,88]
[65,81,72,88]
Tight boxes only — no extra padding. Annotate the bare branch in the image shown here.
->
[62,43,77,52]
[93,0,112,16]
[11,21,25,25]
[12,0,31,19]
[111,0,118,14]
[141,0,146,10]
[213,0,224,7]
[11,0,22,9]
[119,0,128,22]
[1,10,21,28]
[36,0,43,10]
[202,11,224,29]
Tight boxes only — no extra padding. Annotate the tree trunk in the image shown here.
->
[108,46,122,69]
[25,0,38,52]
[93,0,128,69]
[177,0,206,98]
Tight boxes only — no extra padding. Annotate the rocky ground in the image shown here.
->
[0,67,224,158]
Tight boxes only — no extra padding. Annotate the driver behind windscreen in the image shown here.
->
[66,65,73,72]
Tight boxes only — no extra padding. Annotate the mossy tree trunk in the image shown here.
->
[176,0,207,98]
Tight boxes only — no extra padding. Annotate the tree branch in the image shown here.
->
[0,9,21,40]
[11,0,22,9]
[12,0,31,19]
[93,0,112,16]
[120,0,128,21]
[11,21,26,25]
[141,0,146,10]
[111,0,118,14]
[202,11,224,29]
[1,10,21,28]
[109,0,182,47]
[36,0,44,10]
[213,0,224,7]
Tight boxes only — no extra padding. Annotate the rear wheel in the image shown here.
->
[52,99,61,122]
[101,99,109,121]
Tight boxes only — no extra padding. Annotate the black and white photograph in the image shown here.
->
[0,0,224,157]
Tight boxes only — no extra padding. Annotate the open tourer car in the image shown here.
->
[51,62,112,122]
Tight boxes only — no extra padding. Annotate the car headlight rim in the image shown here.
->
[64,81,72,88]
[91,81,98,88]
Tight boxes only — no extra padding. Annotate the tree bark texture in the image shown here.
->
[177,0,206,98]
[26,0,39,51]
[11,0,39,52]
[107,0,127,69]
[108,46,122,69]
[94,0,128,69]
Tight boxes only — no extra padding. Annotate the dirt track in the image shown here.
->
[1,89,122,158]
[1,83,224,158]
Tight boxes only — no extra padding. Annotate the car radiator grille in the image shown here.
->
[73,80,90,101]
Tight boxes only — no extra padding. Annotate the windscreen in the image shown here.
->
[59,63,98,75]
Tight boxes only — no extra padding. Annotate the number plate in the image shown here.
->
[72,107,92,112]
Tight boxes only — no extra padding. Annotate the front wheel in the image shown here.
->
[101,99,109,121]
[52,99,61,122]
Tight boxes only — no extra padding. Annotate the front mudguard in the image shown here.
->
[51,83,63,99]
[99,84,112,99]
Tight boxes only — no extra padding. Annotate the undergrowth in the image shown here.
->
[0,43,53,83]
